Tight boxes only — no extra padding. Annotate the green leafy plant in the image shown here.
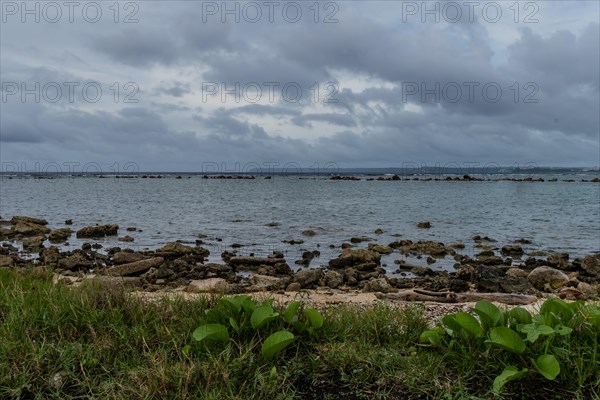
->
[420,298,600,395]
[189,296,324,361]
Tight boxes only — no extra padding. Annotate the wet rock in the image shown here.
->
[475,255,504,266]
[49,228,71,243]
[417,221,431,229]
[156,242,209,259]
[473,235,495,242]
[450,243,465,249]
[58,253,90,271]
[126,227,137,232]
[341,243,353,249]
[295,250,320,266]
[546,253,571,270]
[12,221,50,236]
[118,235,135,242]
[323,270,343,289]
[76,224,119,239]
[11,216,48,226]
[506,268,529,278]
[265,222,281,227]
[397,241,451,257]
[350,237,373,243]
[22,236,45,251]
[501,245,524,257]
[515,238,531,244]
[282,239,304,245]
[107,257,164,277]
[329,249,381,269]
[367,244,393,254]
[527,266,570,291]
[293,268,324,288]
[374,228,384,235]
[0,227,15,240]
[363,277,392,293]
[65,219,73,225]
[302,229,316,236]
[112,251,146,265]
[0,255,14,267]
[186,278,228,293]
[581,254,600,276]
[81,243,92,251]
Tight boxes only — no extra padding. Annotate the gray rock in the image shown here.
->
[329,249,381,269]
[186,278,228,293]
[363,277,392,293]
[107,257,164,276]
[49,228,72,243]
[113,251,146,265]
[324,270,343,288]
[527,266,570,291]
[581,254,600,276]
[76,224,119,239]
[0,255,14,267]
[293,268,324,288]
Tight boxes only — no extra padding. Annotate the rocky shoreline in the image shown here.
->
[1,215,599,300]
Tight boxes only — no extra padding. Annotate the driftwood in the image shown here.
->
[375,289,537,305]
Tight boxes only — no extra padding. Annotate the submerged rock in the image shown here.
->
[417,221,431,229]
[49,228,72,243]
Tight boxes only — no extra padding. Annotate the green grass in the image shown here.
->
[0,268,598,399]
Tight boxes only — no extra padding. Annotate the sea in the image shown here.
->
[1,170,599,275]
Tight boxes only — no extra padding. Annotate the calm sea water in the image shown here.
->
[1,176,599,271]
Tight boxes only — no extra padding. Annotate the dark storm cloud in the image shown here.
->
[1,1,599,168]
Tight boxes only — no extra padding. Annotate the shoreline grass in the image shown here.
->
[1,268,598,399]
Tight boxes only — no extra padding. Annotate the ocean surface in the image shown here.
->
[1,174,599,274]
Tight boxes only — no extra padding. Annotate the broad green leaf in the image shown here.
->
[420,329,442,346]
[442,314,463,335]
[192,324,229,343]
[533,354,560,380]
[554,324,573,336]
[219,297,242,317]
[540,298,573,326]
[261,330,295,360]
[251,305,279,330]
[283,301,301,324]
[473,300,504,330]
[492,366,528,394]
[454,312,483,338]
[205,308,227,324]
[518,323,555,343]
[181,345,192,356]
[238,296,257,314]
[486,327,526,354]
[506,307,532,325]
[229,317,239,333]
[305,308,324,330]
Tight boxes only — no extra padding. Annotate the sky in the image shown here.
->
[1,0,599,172]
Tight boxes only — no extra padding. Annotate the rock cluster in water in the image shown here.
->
[1,216,599,299]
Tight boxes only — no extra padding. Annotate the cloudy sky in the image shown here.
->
[1,0,598,172]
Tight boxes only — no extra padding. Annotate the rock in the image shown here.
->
[0,227,15,240]
[76,224,119,239]
[11,216,48,226]
[475,256,504,266]
[302,229,316,236]
[126,227,137,232]
[293,268,324,288]
[350,237,373,243]
[527,266,570,291]
[295,250,320,266]
[49,228,71,243]
[186,278,228,293]
[547,253,571,270]
[506,268,529,278]
[112,251,146,265]
[363,277,392,293]
[581,254,600,276]
[106,257,164,277]
[12,221,50,236]
[329,249,381,269]
[65,219,73,225]
[368,244,393,254]
[397,241,451,257]
[450,243,465,249]
[248,274,290,291]
[265,222,280,227]
[282,239,304,245]
[501,245,524,256]
[374,228,384,234]
[0,255,14,267]
[58,254,90,271]
[417,221,431,229]
[22,236,45,251]
[577,282,597,296]
[515,238,531,244]
[323,270,343,289]
[118,235,135,242]
[473,235,495,242]
[229,256,279,267]
[156,242,209,259]
[41,246,60,265]
[341,243,353,249]
[286,282,302,292]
